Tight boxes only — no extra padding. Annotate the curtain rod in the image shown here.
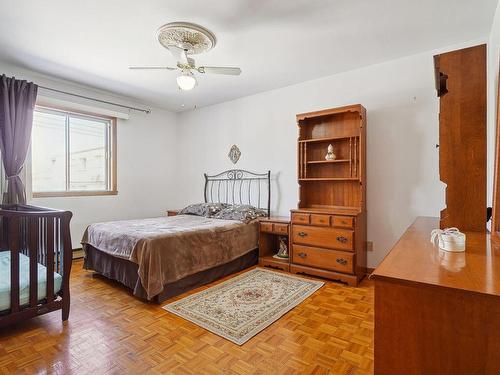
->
[38,85,151,114]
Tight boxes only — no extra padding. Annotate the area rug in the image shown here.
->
[163,268,324,345]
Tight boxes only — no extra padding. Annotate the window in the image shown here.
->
[31,107,117,197]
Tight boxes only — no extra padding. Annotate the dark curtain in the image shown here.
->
[0,75,38,204]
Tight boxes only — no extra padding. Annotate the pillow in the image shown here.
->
[179,203,229,217]
[213,204,268,223]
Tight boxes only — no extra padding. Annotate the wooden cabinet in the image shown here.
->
[258,217,291,272]
[372,218,500,375]
[166,209,180,217]
[434,44,487,232]
[290,105,367,286]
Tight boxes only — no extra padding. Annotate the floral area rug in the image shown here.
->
[163,268,324,345]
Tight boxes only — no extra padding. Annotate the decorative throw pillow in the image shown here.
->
[213,204,268,223]
[179,203,229,217]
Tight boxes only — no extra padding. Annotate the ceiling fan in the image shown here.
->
[130,22,241,91]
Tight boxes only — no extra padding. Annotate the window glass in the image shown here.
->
[31,107,115,196]
[69,116,107,191]
[32,110,67,192]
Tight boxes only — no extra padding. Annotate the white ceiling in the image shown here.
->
[0,0,497,112]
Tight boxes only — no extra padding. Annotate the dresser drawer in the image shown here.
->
[310,214,331,226]
[332,216,354,229]
[292,225,354,251]
[260,222,273,233]
[273,223,289,235]
[292,212,310,224]
[292,245,354,274]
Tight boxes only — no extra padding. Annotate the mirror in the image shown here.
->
[491,62,500,234]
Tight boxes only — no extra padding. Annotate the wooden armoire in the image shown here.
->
[290,104,367,286]
[434,44,487,232]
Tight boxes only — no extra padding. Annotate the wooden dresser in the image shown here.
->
[372,217,500,375]
[290,105,367,286]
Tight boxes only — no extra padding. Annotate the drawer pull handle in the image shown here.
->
[298,252,307,258]
[298,232,308,237]
[336,236,348,243]
[336,258,348,265]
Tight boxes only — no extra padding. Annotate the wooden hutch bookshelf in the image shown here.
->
[290,104,367,286]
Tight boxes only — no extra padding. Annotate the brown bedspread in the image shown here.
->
[82,215,258,299]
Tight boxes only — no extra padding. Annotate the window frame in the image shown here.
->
[31,105,117,198]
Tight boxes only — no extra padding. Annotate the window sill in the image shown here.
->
[32,190,118,198]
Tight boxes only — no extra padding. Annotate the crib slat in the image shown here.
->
[29,217,38,308]
[55,219,60,274]
[9,217,20,313]
[46,217,55,303]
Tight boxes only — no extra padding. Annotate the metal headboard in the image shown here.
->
[204,169,271,217]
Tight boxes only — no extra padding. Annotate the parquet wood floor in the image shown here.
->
[0,260,374,375]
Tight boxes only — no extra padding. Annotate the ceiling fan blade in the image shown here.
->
[129,66,177,70]
[167,45,189,65]
[197,66,242,75]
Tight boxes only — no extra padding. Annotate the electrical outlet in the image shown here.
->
[366,241,373,252]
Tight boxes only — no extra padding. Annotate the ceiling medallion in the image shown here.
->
[157,22,217,55]
[228,145,241,164]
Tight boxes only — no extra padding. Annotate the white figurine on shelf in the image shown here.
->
[325,144,336,160]
[273,237,289,259]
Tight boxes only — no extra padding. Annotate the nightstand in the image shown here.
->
[258,217,291,272]
[166,209,180,217]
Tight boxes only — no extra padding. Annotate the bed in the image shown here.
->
[82,169,271,303]
[0,205,73,328]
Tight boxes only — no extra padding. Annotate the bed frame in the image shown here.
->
[204,169,271,217]
[0,204,73,328]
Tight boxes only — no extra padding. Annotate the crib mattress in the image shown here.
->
[0,251,63,311]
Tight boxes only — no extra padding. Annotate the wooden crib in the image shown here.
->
[0,204,73,328]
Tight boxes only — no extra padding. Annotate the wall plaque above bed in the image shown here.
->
[228,144,241,164]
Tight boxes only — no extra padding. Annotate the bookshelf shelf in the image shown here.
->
[307,159,350,164]
[298,177,360,181]
[298,135,358,144]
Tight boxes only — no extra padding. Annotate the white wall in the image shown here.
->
[0,62,178,248]
[175,41,485,268]
[1,35,494,266]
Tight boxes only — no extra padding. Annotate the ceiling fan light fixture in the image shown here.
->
[132,22,240,92]
[177,70,197,90]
